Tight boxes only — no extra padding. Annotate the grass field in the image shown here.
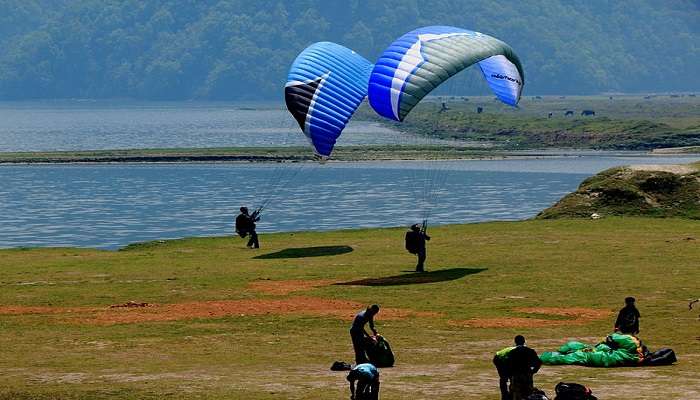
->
[0,218,698,399]
[359,95,700,150]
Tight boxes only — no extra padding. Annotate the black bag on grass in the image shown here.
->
[554,382,597,400]
[366,336,395,367]
[645,348,677,366]
[527,388,550,400]
[330,361,352,371]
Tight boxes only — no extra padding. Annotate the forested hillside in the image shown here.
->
[0,0,697,100]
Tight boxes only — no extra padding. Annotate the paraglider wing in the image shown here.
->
[368,26,524,121]
[285,42,373,159]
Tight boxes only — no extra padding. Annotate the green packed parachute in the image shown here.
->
[540,333,676,367]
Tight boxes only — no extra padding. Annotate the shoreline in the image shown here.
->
[2,146,695,165]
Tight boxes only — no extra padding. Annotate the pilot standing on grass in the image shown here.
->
[350,305,380,364]
[235,206,260,249]
[493,345,515,400]
[405,223,430,272]
[507,335,542,400]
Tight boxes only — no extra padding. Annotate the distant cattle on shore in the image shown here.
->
[565,110,574,116]
[476,107,483,114]
[581,110,595,116]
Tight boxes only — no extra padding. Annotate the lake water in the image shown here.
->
[1,101,698,249]
[1,155,698,250]
[0,101,454,151]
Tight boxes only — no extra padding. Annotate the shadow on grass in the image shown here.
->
[253,245,353,259]
[334,267,486,286]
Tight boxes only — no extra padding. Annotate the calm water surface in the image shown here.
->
[0,101,452,151]
[1,155,697,249]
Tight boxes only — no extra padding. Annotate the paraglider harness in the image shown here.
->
[405,220,428,254]
[235,207,262,238]
[364,335,395,368]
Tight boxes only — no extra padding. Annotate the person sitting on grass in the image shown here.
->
[347,363,380,400]
[615,296,641,335]
[350,304,380,364]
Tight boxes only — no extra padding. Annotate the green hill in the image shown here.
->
[537,161,700,219]
[0,1,698,100]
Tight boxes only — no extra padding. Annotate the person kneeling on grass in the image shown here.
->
[614,296,640,335]
[347,363,380,400]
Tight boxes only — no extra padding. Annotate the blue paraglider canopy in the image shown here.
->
[285,42,373,159]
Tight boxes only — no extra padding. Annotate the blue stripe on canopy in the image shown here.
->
[367,26,524,121]
[285,42,373,158]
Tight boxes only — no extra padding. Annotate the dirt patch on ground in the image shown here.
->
[247,279,335,295]
[1,297,439,325]
[516,307,612,320]
[449,307,612,328]
[84,297,440,325]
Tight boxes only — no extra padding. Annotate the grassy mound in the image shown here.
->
[537,162,700,219]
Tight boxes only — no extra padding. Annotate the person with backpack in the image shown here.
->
[493,345,515,400]
[507,335,542,400]
[405,223,430,272]
[350,305,380,364]
[614,296,640,335]
[235,206,260,249]
[347,363,380,400]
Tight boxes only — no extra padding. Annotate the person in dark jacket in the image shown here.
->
[405,223,430,272]
[347,362,380,400]
[507,335,542,400]
[615,296,641,334]
[493,345,515,400]
[235,206,260,248]
[350,305,379,364]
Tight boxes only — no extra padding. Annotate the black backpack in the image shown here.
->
[235,214,248,238]
[330,361,352,371]
[405,231,420,254]
[527,388,550,400]
[554,382,597,400]
[644,348,677,366]
[366,336,395,368]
